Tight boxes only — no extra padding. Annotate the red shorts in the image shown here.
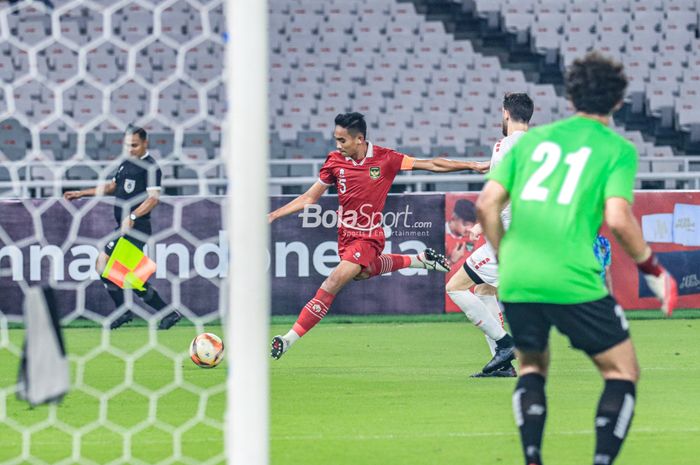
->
[337,229,384,268]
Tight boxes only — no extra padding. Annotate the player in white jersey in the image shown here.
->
[446,93,534,378]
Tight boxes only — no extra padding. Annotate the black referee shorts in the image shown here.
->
[104,220,152,255]
[503,295,630,357]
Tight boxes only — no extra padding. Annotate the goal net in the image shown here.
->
[0,0,237,463]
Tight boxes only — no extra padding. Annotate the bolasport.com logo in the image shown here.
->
[298,203,433,237]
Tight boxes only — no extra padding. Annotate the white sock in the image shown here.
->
[447,290,507,341]
[484,334,497,356]
[477,294,503,355]
[477,294,504,329]
[283,329,300,348]
[409,254,423,268]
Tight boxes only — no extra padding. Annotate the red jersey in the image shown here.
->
[318,142,414,241]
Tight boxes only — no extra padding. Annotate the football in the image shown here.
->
[190,332,225,368]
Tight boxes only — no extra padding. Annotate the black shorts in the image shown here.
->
[503,296,630,356]
[104,221,152,255]
[463,261,485,285]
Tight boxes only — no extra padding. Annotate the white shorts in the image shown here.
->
[464,242,499,287]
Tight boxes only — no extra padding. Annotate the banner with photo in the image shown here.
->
[270,194,446,315]
[607,191,700,310]
[1,192,697,320]
[445,191,700,312]
[443,193,484,313]
[0,194,446,320]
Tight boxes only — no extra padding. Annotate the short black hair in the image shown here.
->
[334,112,367,138]
[565,51,628,115]
[125,124,148,141]
[503,93,534,123]
[453,199,476,223]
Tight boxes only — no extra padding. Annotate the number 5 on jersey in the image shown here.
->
[521,142,591,205]
[338,168,347,194]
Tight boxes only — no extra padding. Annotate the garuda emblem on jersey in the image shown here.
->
[369,167,380,180]
[124,179,135,193]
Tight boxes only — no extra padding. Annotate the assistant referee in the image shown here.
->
[64,124,182,330]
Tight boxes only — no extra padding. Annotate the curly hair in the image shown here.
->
[565,52,628,115]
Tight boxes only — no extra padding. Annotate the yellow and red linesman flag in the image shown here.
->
[101,237,156,291]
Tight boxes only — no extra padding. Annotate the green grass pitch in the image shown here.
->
[1,314,699,464]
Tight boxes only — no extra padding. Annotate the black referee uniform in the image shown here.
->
[100,152,181,330]
[105,152,162,253]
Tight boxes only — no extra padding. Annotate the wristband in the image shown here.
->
[637,253,663,277]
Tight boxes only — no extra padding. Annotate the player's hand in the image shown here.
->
[120,217,133,234]
[467,223,483,241]
[638,253,678,317]
[472,161,490,174]
[268,213,276,224]
[63,190,82,201]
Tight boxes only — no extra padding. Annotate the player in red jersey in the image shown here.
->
[269,113,490,359]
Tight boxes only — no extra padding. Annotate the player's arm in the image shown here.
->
[63,180,117,200]
[475,180,510,252]
[131,189,160,218]
[268,181,329,223]
[121,189,160,233]
[409,157,490,173]
[605,197,677,315]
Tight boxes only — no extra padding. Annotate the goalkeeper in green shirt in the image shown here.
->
[476,52,678,465]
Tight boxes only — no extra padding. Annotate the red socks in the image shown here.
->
[365,254,412,277]
[292,288,336,337]
[291,255,412,338]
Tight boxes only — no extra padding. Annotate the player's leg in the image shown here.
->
[473,283,501,354]
[572,302,637,465]
[354,248,450,280]
[271,259,362,359]
[98,238,133,329]
[128,227,182,330]
[468,283,518,376]
[589,339,639,465]
[503,302,553,465]
[447,266,514,374]
[547,296,636,465]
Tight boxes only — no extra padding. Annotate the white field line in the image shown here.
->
[273,426,700,442]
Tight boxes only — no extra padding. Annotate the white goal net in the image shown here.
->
[0,0,236,463]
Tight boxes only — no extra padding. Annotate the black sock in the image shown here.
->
[135,283,168,312]
[100,277,125,309]
[496,333,514,348]
[594,380,636,465]
[513,373,547,465]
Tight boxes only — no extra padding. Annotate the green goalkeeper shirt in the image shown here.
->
[487,115,638,304]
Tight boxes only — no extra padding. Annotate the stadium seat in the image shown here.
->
[182,147,209,163]
[209,4,225,34]
[392,85,424,110]
[452,117,482,143]
[296,131,328,158]
[65,164,99,181]
[175,167,199,195]
[599,0,631,14]
[435,127,467,154]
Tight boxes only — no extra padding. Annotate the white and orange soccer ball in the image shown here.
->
[190,332,225,368]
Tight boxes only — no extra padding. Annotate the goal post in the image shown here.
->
[226,0,270,464]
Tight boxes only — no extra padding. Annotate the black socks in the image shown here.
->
[101,278,167,312]
[513,373,547,465]
[594,380,636,465]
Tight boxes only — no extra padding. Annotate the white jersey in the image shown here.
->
[489,130,525,230]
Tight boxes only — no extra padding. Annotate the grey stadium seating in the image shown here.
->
[0,0,697,197]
